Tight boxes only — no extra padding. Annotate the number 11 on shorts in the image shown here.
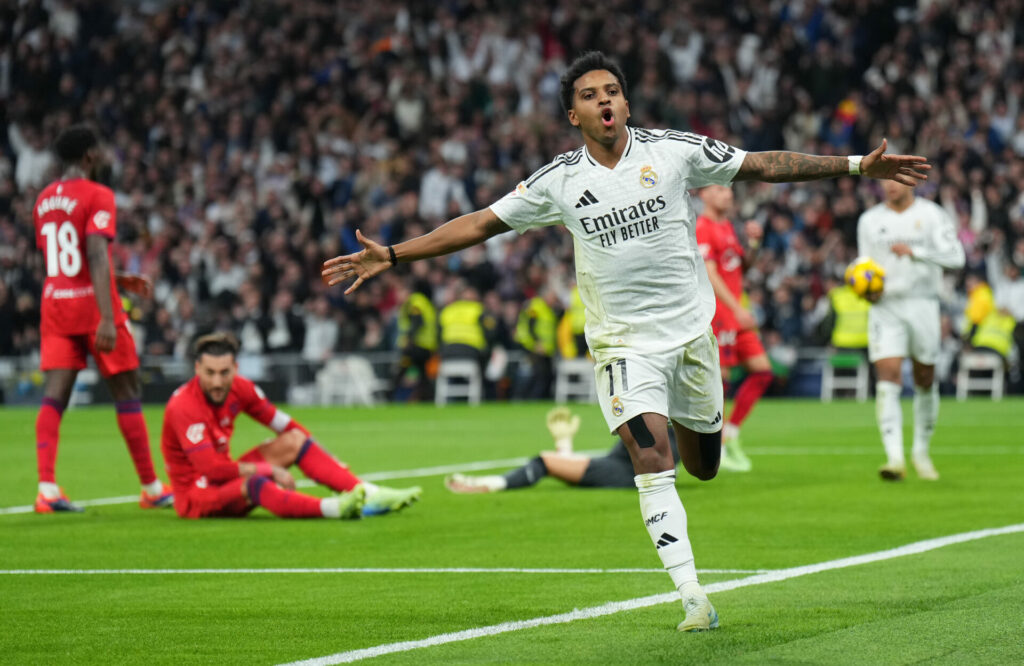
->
[605,358,628,396]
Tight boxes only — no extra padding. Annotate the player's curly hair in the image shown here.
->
[193,332,240,359]
[54,124,99,163]
[559,51,628,114]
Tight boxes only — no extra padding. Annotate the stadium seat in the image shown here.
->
[955,351,1004,401]
[820,351,869,402]
[316,356,387,406]
[554,357,597,403]
[435,359,482,406]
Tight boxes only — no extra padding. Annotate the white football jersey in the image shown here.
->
[856,197,965,300]
[490,127,746,360]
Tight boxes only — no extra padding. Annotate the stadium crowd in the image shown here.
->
[2,0,1023,395]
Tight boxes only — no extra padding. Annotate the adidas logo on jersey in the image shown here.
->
[655,532,678,549]
[574,189,599,208]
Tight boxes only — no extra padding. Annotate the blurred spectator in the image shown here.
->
[302,296,339,363]
[393,280,438,402]
[265,290,305,355]
[438,284,493,377]
[0,0,1020,397]
[514,287,559,400]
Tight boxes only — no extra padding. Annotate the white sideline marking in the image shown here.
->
[2,445,1021,515]
[282,522,1024,665]
[0,567,767,576]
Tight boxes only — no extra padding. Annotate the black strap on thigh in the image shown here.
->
[697,429,722,466]
[627,415,656,448]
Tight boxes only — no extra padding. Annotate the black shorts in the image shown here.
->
[579,440,635,488]
[578,431,681,489]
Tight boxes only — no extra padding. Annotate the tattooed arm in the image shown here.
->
[734,139,930,186]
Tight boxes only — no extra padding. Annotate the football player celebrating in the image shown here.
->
[857,180,964,481]
[161,333,421,519]
[32,125,172,513]
[695,185,773,472]
[323,51,929,631]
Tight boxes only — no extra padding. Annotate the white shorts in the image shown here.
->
[594,328,724,435]
[868,296,940,365]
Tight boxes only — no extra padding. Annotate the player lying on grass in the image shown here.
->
[161,333,421,519]
[446,407,679,492]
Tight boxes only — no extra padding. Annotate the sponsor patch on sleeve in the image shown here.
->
[186,423,206,444]
[92,210,112,229]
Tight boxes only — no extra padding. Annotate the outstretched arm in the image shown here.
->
[734,139,929,186]
[322,208,511,294]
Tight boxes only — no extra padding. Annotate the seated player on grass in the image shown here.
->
[445,407,680,493]
[161,332,421,519]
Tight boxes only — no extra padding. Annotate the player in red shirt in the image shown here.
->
[695,185,774,472]
[32,125,173,513]
[162,332,422,519]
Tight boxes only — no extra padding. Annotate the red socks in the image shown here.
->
[728,371,773,427]
[38,398,158,486]
[115,400,157,485]
[36,397,65,483]
[295,439,361,492]
[246,476,323,518]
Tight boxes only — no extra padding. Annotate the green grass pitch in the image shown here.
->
[2,398,1023,664]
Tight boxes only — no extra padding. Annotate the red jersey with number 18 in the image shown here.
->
[33,178,126,336]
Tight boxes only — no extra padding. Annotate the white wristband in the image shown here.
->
[848,155,863,176]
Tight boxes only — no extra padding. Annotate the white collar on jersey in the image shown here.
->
[583,126,634,168]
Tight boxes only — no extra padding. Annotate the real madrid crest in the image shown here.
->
[611,396,624,416]
[639,165,658,188]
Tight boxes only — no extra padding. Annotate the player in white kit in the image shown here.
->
[322,52,930,632]
[857,181,965,481]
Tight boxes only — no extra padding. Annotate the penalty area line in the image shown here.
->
[281,522,1024,666]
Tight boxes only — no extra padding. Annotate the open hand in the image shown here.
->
[860,139,931,186]
[321,229,392,295]
[117,274,153,298]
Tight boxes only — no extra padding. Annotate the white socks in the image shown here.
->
[875,380,904,466]
[141,480,164,495]
[635,470,698,592]
[38,482,61,499]
[320,497,341,518]
[722,423,739,443]
[912,383,938,459]
[876,380,940,466]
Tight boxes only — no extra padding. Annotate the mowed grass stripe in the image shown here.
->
[4,443,1020,515]
[281,522,1024,665]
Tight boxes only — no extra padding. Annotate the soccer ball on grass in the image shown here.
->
[844,257,886,301]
